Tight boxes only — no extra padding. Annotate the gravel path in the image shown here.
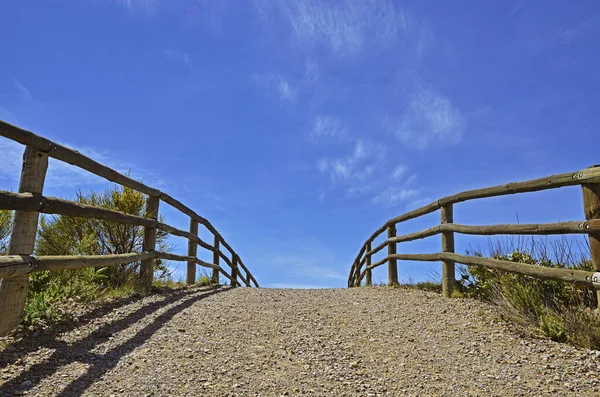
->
[1,285,600,396]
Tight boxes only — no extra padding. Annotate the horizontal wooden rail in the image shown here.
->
[0,252,155,279]
[358,252,595,288]
[362,220,600,261]
[154,252,220,270]
[0,190,214,250]
[0,121,160,197]
[238,258,259,287]
[160,193,240,259]
[388,220,600,244]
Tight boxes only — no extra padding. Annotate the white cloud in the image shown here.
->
[559,15,600,42]
[390,164,407,181]
[405,196,432,211]
[254,72,297,104]
[316,159,329,173]
[405,175,417,185]
[316,139,383,184]
[371,186,418,207]
[255,0,408,57]
[111,0,158,12]
[12,78,33,102]
[311,115,345,141]
[393,89,466,149]
[304,60,320,85]
[277,78,296,102]
[165,49,192,66]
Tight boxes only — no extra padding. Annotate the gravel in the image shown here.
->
[1,285,599,396]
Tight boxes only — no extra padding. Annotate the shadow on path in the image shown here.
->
[0,286,188,369]
[0,286,228,396]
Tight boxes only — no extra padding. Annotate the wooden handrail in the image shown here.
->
[0,252,156,278]
[350,166,600,295]
[0,121,161,196]
[358,252,594,287]
[154,252,220,270]
[0,121,257,333]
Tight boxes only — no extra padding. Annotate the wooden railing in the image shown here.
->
[0,120,258,334]
[349,166,600,297]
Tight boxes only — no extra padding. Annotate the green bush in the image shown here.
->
[0,209,12,254]
[461,237,600,349]
[18,184,175,326]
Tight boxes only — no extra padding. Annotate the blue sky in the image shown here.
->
[0,1,599,287]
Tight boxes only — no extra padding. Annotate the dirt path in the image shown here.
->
[1,285,599,396]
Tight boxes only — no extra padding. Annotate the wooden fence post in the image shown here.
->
[231,253,239,287]
[582,174,600,308]
[366,242,372,286]
[186,218,198,285]
[212,236,220,284]
[0,146,48,334]
[388,224,398,286]
[140,196,159,288]
[441,204,456,297]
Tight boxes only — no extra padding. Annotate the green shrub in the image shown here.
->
[197,275,211,286]
[461,236,600,349]
[412,281,442,293]
[19,184,175,326]
[0,209,12,254]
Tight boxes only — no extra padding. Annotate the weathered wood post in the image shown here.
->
[0,146,48,334]
[211,235,220,284]
[186,218,198,285]
[582,170,600,308]
[387,224,398,286]
[231,253,239,287]
[365,242,372,286]
[140,196,159,288]
[441,204,456,297]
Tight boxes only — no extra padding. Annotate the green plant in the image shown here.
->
[0,209,12,254]
[197,275,211,286]
[462,235,600,349]
[22,184,175,326]
[412,281,442,293]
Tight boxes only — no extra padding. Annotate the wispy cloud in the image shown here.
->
[317,140,384,185]
[371,186,418,207]
[165,49,192,66]
[310,115,346,142]
[257,239,349,287]
[558,15,600,42]
[255,0,410,57]
[317,190,325,202]
[371,166,419,207]
[391,88,466,150]
[111,0,158,12]
[304,60,320,85]
[12,78,33,102]
[254,72,297,104]
[405,196,432,211]
[390,164,407,181]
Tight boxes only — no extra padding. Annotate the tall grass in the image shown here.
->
[459,235,600,349]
